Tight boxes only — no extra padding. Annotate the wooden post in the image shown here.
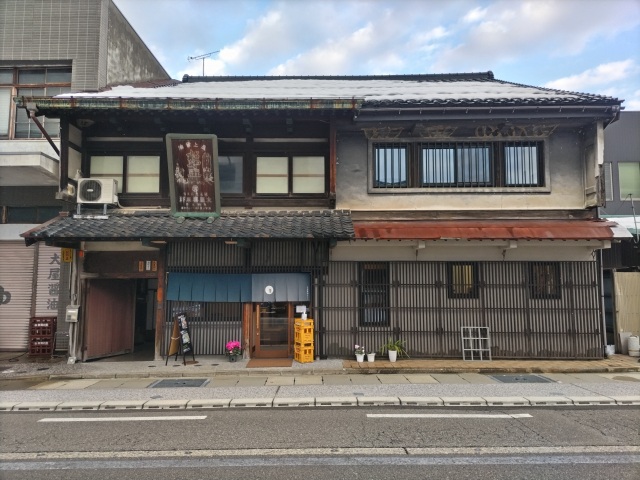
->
[154,245,166,360]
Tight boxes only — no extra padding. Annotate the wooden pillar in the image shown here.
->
[154,245,166,360]
[242,303,252,359]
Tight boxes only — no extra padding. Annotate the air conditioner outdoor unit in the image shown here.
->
[77,178,118,204]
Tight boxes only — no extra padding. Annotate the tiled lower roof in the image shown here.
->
[21,210,354,245]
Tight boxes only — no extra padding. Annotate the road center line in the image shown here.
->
[367,413,532,419]
[38,415,207,423]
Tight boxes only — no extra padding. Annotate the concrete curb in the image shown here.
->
[2,395,638,412]
[3,364,640,383]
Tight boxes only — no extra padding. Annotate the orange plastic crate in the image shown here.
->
[294,328,314,344]
[294,343,314,363]
[294,319,313,329]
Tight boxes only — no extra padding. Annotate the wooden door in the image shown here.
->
[252,302,293,358]
[84,279,135,360]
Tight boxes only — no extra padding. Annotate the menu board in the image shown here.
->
[166,312,195,365]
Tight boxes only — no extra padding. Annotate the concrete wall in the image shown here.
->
[0,0,101,91]
[106,1,170,85]
[601,112,640,216]
[0,0,169,91]
[335,127,589,212]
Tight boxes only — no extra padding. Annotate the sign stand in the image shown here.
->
[166,312,195,366]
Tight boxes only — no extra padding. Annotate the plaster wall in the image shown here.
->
[335,128,589,212]
[330,241,601,262]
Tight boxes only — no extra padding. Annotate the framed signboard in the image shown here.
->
[166,134,220,217]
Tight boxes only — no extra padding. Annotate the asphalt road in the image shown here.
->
[1,406,639,479]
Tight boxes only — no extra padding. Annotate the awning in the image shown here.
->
[599,215,638,237]
[353,219,626,241]
[166,273,310,302]
[166,273,252,302]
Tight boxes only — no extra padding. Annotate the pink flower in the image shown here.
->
[225,340,242,354]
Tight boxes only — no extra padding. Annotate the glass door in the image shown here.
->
[253,302,292,358]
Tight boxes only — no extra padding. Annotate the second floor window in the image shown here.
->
[618,162,640,200]
[373,140,543,189]
[255,156,325,195]
[90,155,160,194]
[0,67,72,139]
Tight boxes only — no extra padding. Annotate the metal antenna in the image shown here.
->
[187,50,220,76]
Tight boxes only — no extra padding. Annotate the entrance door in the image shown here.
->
[84,279,135,360]
[253,302,293,358]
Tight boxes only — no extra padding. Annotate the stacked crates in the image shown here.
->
[29,316,57,357]
[294,318,314,363]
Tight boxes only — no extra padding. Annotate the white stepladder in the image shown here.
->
[461,326,492,361]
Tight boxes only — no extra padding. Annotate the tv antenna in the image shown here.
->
[188,50,219,76]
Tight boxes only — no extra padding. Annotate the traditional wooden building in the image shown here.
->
[18,72,628,361]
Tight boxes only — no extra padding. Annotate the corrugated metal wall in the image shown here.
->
[0,242,35,350]
[321,261,603,359]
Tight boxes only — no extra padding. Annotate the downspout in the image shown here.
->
[598,249,608,355]
[24,102,60,157]
[631,196,639,244]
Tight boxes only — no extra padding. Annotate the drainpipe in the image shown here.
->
[598,249,608,355]
[631,196,639,244]
[24,102,60,157]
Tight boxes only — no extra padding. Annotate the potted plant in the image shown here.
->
[367,351,376,362]
[354,344,365,362]
[225,340,242,362]
[379,338,408,363]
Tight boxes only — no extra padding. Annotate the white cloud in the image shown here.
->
[462,7,487,23]
[412,26,450,44]
[433,0,640,72]
[544,60,638,91]
[624,90,640,110]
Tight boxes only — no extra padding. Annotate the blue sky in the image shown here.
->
[114,0,640,110]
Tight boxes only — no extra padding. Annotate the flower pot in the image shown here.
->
[355,353,365,362]
[388,350,397,362]
[228,355,238,362]
[367,353,376,362]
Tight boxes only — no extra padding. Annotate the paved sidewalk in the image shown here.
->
[1,353,638,411]
[1,352,638,381]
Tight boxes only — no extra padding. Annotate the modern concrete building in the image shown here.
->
[0,0,170,351]
[599,111,640,351]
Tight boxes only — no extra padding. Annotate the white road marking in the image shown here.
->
[367,413,532,419]
[38,415,207,422]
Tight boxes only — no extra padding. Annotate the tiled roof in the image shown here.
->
[18,72,621,113]
[21,210,354,245]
